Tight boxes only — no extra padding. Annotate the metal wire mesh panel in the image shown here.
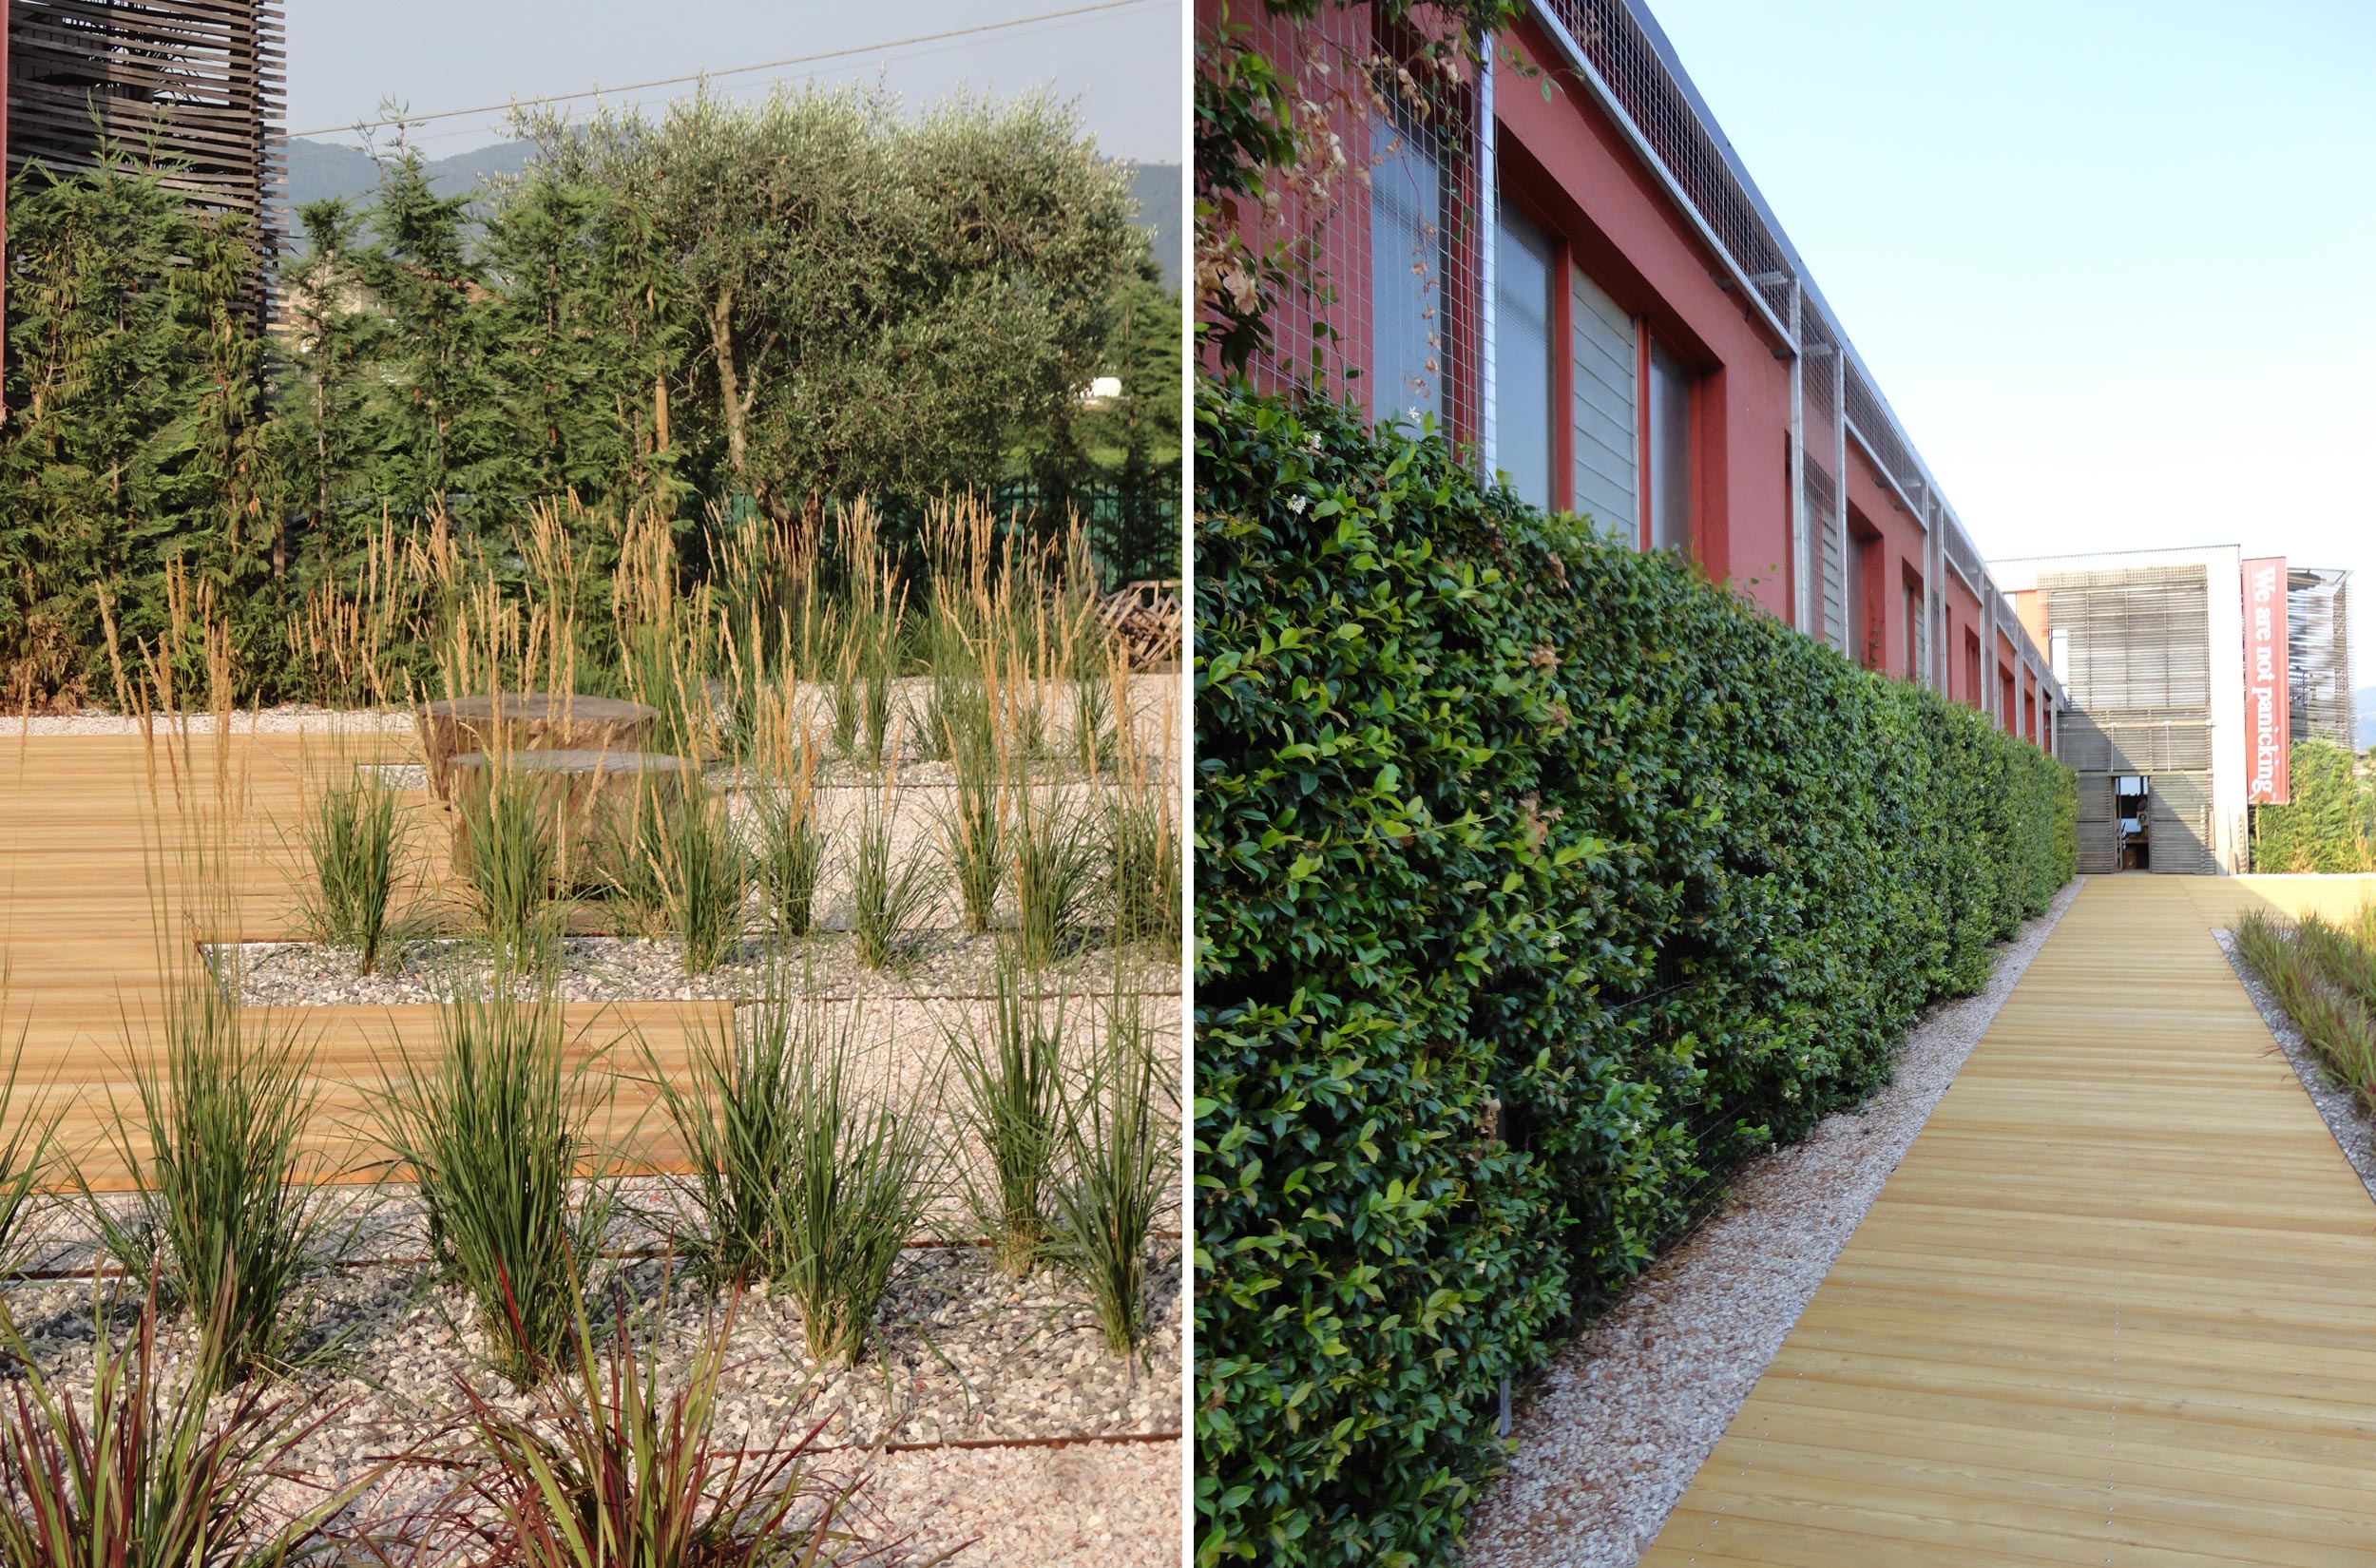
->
[1942,514,1985,599]
[1842,360,1923,505]
[1206,8,1485,452]
[1536,0,1793,331]
[2287,567,2354,745]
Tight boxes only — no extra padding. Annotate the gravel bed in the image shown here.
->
[0,1239,1181,1557]
[2213,927,2376,1202]
[1459,877,2084,1568]
[867,1439,1180,1567]
[214,931,1178,1007]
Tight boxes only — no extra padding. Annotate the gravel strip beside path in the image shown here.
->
[2213,926,2376,1203]
[1459,876,2084,1568]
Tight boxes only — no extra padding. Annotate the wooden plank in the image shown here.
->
[1638,874,2376,1566]
[0,730,731,1188]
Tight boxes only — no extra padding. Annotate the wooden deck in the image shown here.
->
[0,723,717,1188]
[1642,873,2376,1567]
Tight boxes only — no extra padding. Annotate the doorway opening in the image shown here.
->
[2115,775,2151,870]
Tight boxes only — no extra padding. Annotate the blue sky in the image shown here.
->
[1648,0,2376,671]
[282,0,1181,163]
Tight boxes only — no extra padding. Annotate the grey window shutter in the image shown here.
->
[1569,266,1638,545]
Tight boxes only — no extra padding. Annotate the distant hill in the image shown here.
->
[282,137,535,216]
[279,138,1181,289]
[2358,685,2375,751]
[1119,161,1180,292]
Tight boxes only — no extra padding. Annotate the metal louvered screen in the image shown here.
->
[2041,564,2215,872]
[1807,459,1843,650]
[2041,566,2211,713]
[2288,567,2354,745]
[1916,578,1933,685]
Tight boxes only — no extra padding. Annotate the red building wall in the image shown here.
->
[1200,3,2047,738]
[1494,17,1795,620]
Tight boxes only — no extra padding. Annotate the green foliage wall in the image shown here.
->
[2252,737,2376,872]
[1,85,1173,709]
[1193,385,2077,1567]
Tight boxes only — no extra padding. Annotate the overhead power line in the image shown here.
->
[287,0,1164,140]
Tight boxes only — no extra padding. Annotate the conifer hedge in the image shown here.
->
[1192,384,2076,1566]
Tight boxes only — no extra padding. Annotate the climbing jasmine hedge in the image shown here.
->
[1192,384,2076,1567]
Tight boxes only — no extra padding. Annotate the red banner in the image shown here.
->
[2244,556,2290,805]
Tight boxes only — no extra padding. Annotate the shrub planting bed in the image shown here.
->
[1193,384,2076,1567]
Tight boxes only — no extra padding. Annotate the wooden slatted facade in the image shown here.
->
[6,0,282,232]
[2040,564,2218,875]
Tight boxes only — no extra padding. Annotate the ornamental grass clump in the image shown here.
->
[649,967,808,1287]
[0,1289,373,1568]
[2237,908,2376,1109]
[752,771,825,947]
[942,954,1064,1274]
[937,753,1006,940]
[2294,907,2376,1009]
[374,984,613,1387]
[455,767,566,970]
[1108,783,1179,951]
[626,778,751,976]
[0,1004,58,1276]
[406,1290,878,1568]
[778,1004,935,1367]
[1070,666,1117,774]
[1011,785,1102,969]
[849,785,934,970]
[87,978,332,1391]
[1048,991,1169,1356]
[297,770,408,974]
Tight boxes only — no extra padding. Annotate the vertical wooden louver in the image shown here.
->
[7,0,284,262]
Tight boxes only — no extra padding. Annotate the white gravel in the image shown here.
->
[0,1222,1183,1566]
[213,931,1179,1009]
[866,1438,1180,1567]
[1459,877,2084,1568]
[2213,927,2376,1202]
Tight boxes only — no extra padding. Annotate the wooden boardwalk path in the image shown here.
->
[0,724,714,1188]
[1642,873,2376,1567]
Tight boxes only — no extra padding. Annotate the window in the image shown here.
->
[1646,341,1691,551]
[1570,267,1638,541]
[1370,118,1443,429]
[1847,529,1867,664]
[1494,202,1557,510]
[1966,631,1983,708]
[1903,577,1919,680]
